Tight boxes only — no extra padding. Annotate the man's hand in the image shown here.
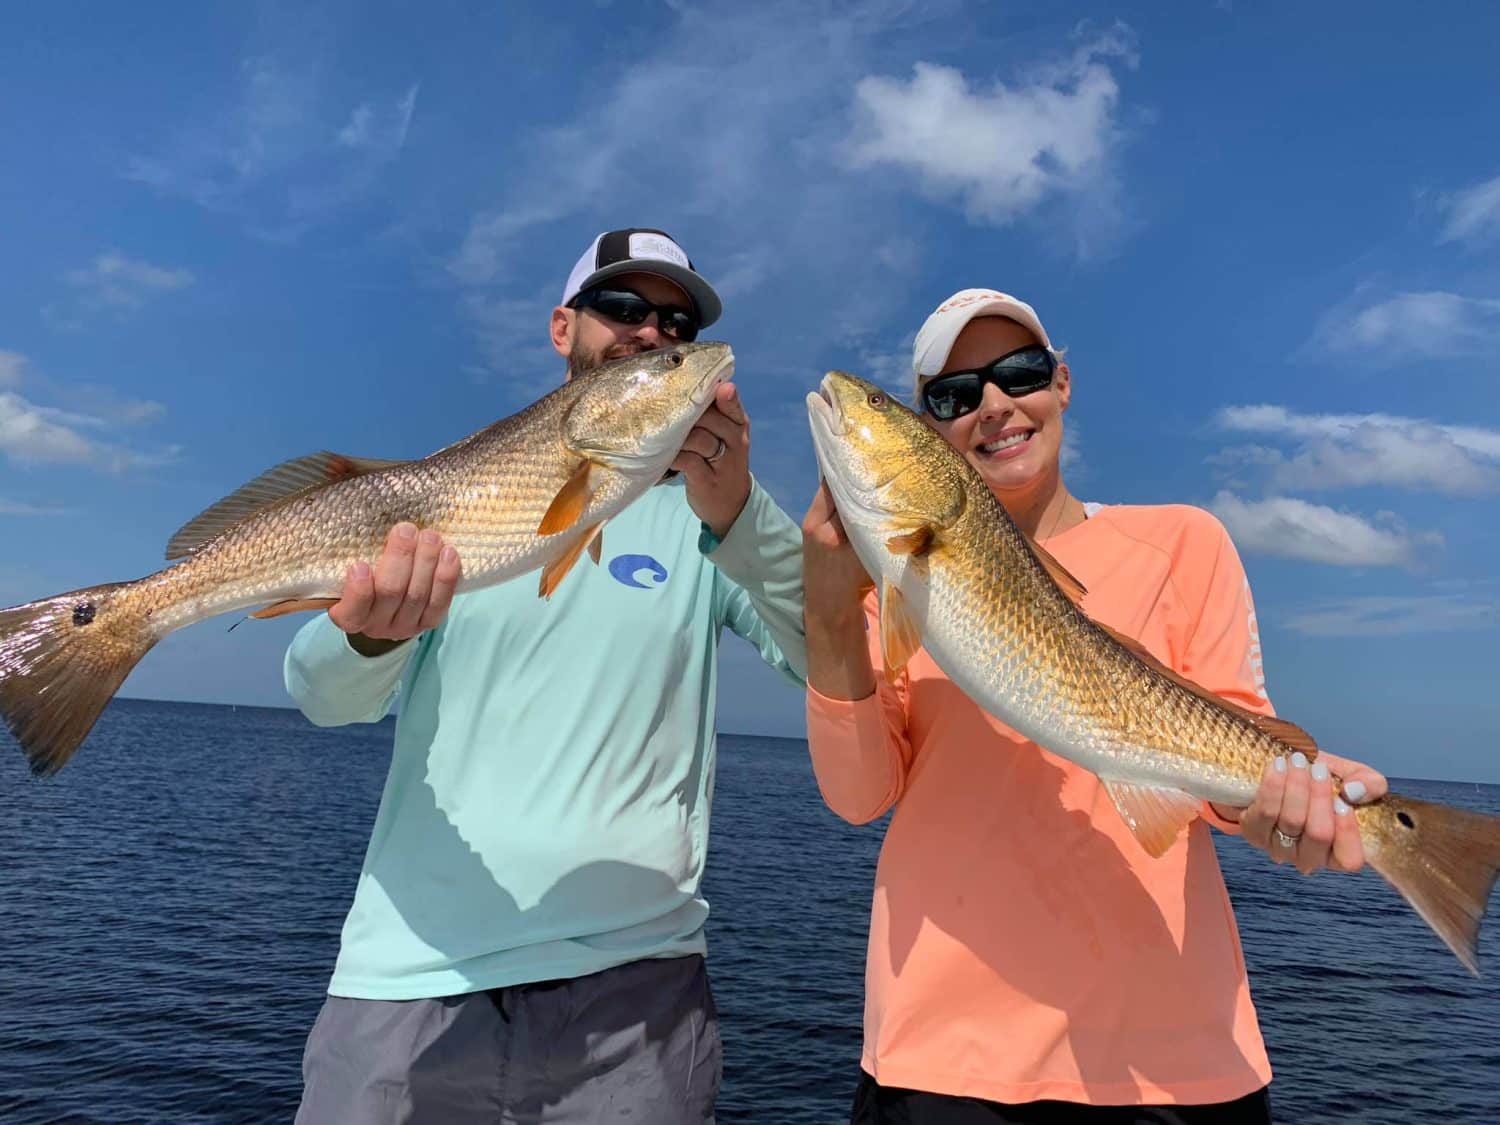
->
[1217,750,1388,874]
[673,382,752,540]
[331,523,462,655]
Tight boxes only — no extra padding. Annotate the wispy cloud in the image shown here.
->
[1315,290,1500,358]
[1214,405,1500,495]
[1210,491,1441,569]
[127,55,418,237]
[54,252,196,324]
[0,350,176,471]
[1436,173,1500,246]
[445,5,1146,373]
[845,26,1137,251]
[0,350,26,388]
[0,497,65,516]
[1284,593,1500,637]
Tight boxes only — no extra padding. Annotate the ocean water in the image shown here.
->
[1,698,1497,1123]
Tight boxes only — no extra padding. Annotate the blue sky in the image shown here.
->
[3,2,1500,781]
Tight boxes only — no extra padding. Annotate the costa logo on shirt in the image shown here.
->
[608,554,669,589]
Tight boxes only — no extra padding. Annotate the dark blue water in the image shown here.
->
[2,699,1497,1123]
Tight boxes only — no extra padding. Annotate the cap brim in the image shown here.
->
[913,298,1053,381]
[573,261,722,328]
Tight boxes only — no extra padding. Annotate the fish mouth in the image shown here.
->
[691,347,736,407]
[806,375,847,436]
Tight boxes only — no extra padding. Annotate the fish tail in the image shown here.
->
[1360,794,1500,975]
[0,580,160,776]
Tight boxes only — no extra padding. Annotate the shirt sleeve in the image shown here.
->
[283,612,415,727]
[804,595,918,825]
[1177,516,1276,834]
[707,477,808,685]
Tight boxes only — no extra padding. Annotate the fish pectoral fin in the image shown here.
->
[1101,780,1202,858]
[537,459,595,536]
[880,581,922,681]
[538,522,603,599]
[1094,619,1322,757]
[249,598,340,620]
[885,525,936,557]
[588,527,603,565]
[166,452,408,560]
[1024,534,1087,607]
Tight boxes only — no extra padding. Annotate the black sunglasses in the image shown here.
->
[919,344,1057,421]
[570,286,700,342]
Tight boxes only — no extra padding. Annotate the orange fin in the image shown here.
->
[538,460,594,536]
[1024,532,1087,607]
[880,581,922,681]
[1093,619,1320,758]
[249,597,340,620]
[167,453,406,560]
[1102,780,1202,858]
[588,528,603,565]
[538,523,602,598]
[886,525,935,556]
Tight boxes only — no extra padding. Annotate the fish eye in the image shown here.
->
[668,352,685,368]
[868,392,887,408]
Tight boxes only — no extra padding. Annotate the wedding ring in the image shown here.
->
[705,437,727,465]
[1273,827,1302,848]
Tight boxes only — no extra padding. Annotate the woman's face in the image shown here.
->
[922,316,1071,496]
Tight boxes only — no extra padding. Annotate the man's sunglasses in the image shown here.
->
[570,286,700,342]
[919,345,1057,421]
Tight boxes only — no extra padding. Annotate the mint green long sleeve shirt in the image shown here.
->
[284,477,806,999]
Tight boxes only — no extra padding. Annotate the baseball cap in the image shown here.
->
[911,288,1056,399]
[562,228,722,328]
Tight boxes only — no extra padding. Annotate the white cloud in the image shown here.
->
[0,350,26,387]
[1285,594,1500,637]
[1437,173,1500,245]
[337,84,419,155]
[0,351,176,471]
[127,54,417,235]
[844,27,1136,248]
[460,291,562,383]
[63,252,195,314]
[1210,491,1440,569]
[1316,290,1500,357]
[1215,405,1500,495]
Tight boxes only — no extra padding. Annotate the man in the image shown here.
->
[286,228,806,1123]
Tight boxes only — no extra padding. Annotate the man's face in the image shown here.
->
[552,272,696,380]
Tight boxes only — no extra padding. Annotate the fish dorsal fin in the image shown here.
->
[880,581,922,682]
[1024,532,1088,607]
[1093,619,1320,757]
[166,452,405,560]
[538,459,594,536]
[1101,780,1202,858]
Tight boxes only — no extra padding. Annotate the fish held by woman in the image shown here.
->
[806,368,1500,974]
[0,342,734,777]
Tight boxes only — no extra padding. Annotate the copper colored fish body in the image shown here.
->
[807,369,1500,974]
[1,342,733,776]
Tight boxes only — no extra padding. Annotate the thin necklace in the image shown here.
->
[1041,496,1070,542]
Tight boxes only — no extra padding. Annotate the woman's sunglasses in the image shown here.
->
[570,286,700,342]
[919,345,1057,421]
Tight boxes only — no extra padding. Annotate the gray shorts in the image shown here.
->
[295,954,721,1125]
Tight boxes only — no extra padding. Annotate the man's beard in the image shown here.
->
[566,338,658,380]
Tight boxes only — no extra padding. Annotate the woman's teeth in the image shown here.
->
[979,432,1031,453]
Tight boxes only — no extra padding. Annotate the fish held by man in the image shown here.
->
[0,342,734,778]
[806,368,1500,974]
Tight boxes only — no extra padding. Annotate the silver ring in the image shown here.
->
[1273,827,1302,848]
[705,437,727,465]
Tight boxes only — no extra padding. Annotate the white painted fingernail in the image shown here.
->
[1291,752,1309,769]
[1311,762,1329,781]
[1334,798,1350,816]
[1344,781,1367,803]
[1274,756,1287,773]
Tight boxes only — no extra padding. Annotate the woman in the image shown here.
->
[802,288,1388,1124]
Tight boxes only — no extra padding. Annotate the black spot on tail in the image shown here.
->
[72,602,96,627]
